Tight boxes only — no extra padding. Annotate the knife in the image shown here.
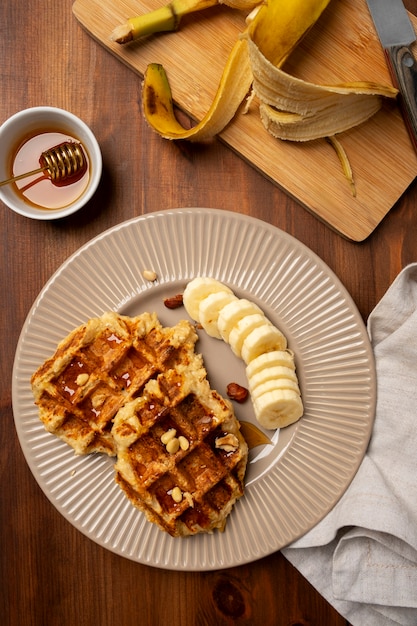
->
[366,0,417,151]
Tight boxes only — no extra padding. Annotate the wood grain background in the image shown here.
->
[73,0,417,240]
[2,1,417,624]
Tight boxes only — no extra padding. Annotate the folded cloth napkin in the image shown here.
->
[282,263,417,626]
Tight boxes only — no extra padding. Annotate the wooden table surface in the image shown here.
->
[2,2,417,625]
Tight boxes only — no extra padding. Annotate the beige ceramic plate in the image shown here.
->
[12,208,376,571]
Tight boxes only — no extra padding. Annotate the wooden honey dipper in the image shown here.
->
[0,141,87,187]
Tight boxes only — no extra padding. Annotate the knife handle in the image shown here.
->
[385,45,417,153]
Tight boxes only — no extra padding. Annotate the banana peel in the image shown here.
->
[246,0,331,66]
[142,37,253,141]
[246,36,398,141]
[140,0,399,193]
[142,0,331,141]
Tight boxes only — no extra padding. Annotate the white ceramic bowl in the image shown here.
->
[0,107,102,219]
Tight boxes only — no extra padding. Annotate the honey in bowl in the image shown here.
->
[11,131,90,210]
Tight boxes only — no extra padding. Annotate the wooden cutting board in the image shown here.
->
[73,0,417,240]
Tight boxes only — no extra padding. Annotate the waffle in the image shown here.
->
[112,351,248,536]
[31,311,248,535]
[31,311,199,456]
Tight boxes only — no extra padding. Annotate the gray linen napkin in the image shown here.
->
[282,263,417,626]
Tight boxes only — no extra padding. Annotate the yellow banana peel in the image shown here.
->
[241,0,398,193]
[142,0,331,141]
[246,0,331,66]
[246,36,398,141]
[139,0,399,192]
[142,37,253,141]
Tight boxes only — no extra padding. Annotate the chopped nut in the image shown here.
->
[76,373,89,387]
[161,428,177,445]
[91,393,106,409]
[226,382,249,403]
[178,435,189,451]
[163,294,183,309]
[183,491,194,508]
[166,437,180,454]
[171,486,183,503]
[143,269,157,282]
[215,433,239,452]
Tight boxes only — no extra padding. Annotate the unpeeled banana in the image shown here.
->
[183,277,303,430]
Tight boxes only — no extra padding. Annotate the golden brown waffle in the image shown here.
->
[31,311,248,535]
[31,311,199,456]
[112,351,248,537]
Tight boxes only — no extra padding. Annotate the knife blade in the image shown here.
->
[366,0,417,151]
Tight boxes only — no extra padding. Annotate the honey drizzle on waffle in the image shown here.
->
[31,312,199,456]
[31,312,248,536]
[113,353,248,537]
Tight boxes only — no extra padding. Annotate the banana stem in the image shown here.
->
[111,0,219,44]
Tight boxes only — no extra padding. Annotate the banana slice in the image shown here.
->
[248,365,298,393]
[183,277,233,323]
[245,349,296,378]
[253,389,304,430]
[199,291,238,338]
[250,377,300,401]
[183,277,303,431]
[241,323,287,364]
[228,313,268,357]
[217,298,263,342]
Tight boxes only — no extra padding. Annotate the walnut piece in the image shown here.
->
[163,294,184,309]
[226,382,249,403]
[215,433,239,452]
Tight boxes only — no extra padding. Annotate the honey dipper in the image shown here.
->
[0,141,86,187]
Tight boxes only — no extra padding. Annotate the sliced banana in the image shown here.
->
[217,298,263,342]
[248,365,298,393]
[241,323,287,364]
[253,390,304,430]
[250,377,300,401]
[228,313,268,357]
[183,277,304,431]
[245,349,296,379]
[199,291,238,338]
[183,277,233,323]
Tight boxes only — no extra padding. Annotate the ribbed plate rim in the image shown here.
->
[12,207,376,571]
